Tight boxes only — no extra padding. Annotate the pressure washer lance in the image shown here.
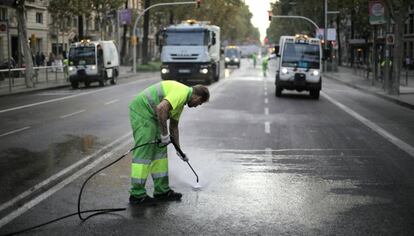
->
[2,137,200,236]
[170,136,201,190]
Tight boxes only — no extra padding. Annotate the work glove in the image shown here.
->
[160,134,171,145]
[176,151,189,162]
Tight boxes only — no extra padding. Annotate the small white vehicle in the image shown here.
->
[68,40,119,88]
[224,45,241,68]
[275,35,322,99]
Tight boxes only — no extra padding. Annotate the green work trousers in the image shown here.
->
[129,109,170,198]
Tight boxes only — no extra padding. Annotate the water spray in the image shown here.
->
[170,137,201,190]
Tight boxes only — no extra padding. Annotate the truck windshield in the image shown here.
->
[282,43,320,69]
[225,49,240,57]
[69,46,96,66]
[164,31,208,46]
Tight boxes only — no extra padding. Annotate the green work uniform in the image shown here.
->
[128,81,192,198]
[262,57,268,76]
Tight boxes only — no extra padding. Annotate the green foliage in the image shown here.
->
[136,60,162,72]
[146,0,260,44]
[266,0,371,43]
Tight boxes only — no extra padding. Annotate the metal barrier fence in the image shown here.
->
[350,64,414,86]
[0,65,68,93]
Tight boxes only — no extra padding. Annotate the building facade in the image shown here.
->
[0,0,161,66]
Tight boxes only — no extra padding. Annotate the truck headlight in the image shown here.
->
[234,58,239,62]
[225,57,230,62]
[161,68,169,74]
[91,65,96,70]
[312,70,319,76]
[200,68,209,74]
[281,68,288,74]
[68,66,74,71]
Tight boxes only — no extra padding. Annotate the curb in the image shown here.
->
[324,73,414,111]
[0,72,142,98]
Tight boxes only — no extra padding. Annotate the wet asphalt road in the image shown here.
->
[1,59,414,235]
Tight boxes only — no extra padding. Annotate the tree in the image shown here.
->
[15,0,34,88]
[384,0,411,95]
[89,0,124,39]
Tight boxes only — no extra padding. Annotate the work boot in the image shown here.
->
[154,190,182,201]
[129,195,156,205]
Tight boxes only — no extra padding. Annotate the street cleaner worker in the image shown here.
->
[128,80,210,204]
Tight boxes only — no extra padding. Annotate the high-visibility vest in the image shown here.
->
[129,81,192,121]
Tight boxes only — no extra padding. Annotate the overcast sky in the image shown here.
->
[244,0,277,43]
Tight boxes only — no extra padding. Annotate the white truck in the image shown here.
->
[275,35,322,99]
[158,20,220,85]
[68,40,119,89]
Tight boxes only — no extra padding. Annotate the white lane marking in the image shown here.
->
[59,109,86,119]
[322,91,414,158]
[218,148,366,153]
[264,91,268,96]
[265,121,271,134]
[0,132,132,228]
[265,107,269,115]
[0,126,31,138]
[0,78,153,114]
[105,99,119,105]
[264,86,267,91]
[264,98,268,104]
[265,148,273,164]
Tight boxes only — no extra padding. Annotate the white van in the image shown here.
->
[68,40,119,88]
[275,35,322,99]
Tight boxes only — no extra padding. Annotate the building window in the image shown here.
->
[36,12,43,24]
[0,8,7,21]
[410,14,414,34]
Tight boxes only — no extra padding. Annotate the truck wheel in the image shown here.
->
[110,69,118,85]
[204,74,213,85]
[275,87,282,97]
[310,89,320,99]
[214,66,220,81]
[71,81,79,89]
[99,73,107,87]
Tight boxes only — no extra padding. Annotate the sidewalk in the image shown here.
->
[0,66,137,97]
[324,66,414,110]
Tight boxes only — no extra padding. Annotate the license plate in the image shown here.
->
[178,69,190,73]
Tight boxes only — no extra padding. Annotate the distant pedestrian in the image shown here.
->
[40,52,46,66]
[48,52,55,66]
[405,56,411,69]
[262,56,268,77]
[35,52,41,67]
[251,53,257,68]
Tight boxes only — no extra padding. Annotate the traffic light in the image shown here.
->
[268,10,272,21]
[196,0,201,8]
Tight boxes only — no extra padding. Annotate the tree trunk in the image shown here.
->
[337,15,342,66]
[390,5,407,95]
[16,0,34,88]
[142,0,150,65]
[78,15,84,39]
[120,1,128,65]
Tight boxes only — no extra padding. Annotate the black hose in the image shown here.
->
[1,140,160,236]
